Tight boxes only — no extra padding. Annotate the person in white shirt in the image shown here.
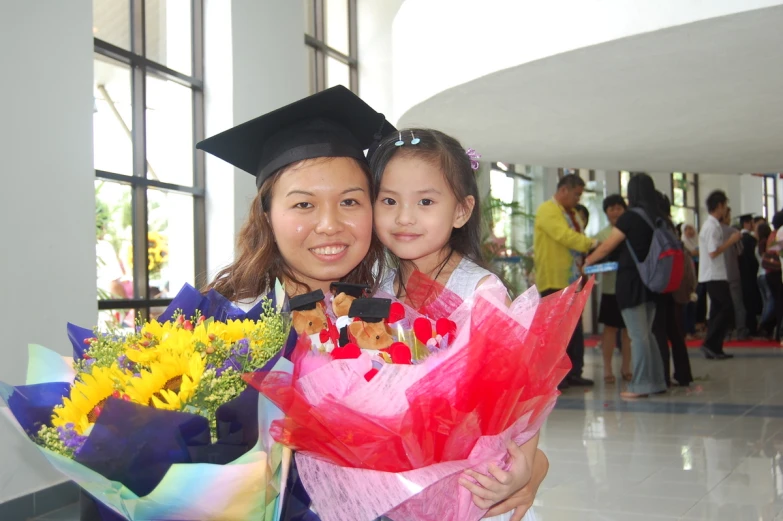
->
[698,190,741,359]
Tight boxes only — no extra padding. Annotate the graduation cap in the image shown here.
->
[348,298,391,323]
[289,289,325,311]
[739,214,754,225]
[196,85,396,189]
[330,282,370,299]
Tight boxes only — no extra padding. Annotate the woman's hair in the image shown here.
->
[369,128,490,276]
[758,221,771,255]
[206,158,385,302]
[772,211,783,230]
[627,174,667,222]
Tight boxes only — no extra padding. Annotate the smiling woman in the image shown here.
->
[198,86,395,302]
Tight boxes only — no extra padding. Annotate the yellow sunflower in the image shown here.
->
[126,326,194,366]
[125,350,205,411]
[52,365,125,435]
[192,319,256,346]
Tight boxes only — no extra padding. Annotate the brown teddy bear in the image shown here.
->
[290,290,332,350]
[330,282,370,346]
[292,305,327,336]
[346,298,394,350]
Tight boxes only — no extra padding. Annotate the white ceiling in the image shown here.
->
[397,5,783,174]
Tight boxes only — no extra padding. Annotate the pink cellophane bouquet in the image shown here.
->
[245,273,594,521]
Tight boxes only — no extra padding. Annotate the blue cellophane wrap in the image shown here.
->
[0,284,315,521]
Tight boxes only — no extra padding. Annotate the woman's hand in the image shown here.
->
[459,440,533,510]
[482,449,549,520]
[585,227,626,268]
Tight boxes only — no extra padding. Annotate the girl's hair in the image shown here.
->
[206,158,385,302]
[758,221,771,256]
[369,128,491,277]
[627,174,667,223]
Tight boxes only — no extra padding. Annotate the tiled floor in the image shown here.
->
[30,347,783,521]
[533,346,783,521]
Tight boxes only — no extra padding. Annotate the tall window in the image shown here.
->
[488,164,536,293]
[94,0,205,329]
[619,171,632,200]
[670,172,698,227]
[304,0,358,94]
[762,174,778,220]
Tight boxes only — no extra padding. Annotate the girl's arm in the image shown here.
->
[584,226,626,267]
[459,432,539,511]
[483,448,549,520]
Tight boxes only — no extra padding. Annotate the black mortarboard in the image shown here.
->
[289,289,325,311]
[330,282,370,299]
[739,214,754,224]
[196,86,396,189]
[348,298,391,323]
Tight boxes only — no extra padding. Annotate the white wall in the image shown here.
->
[698,173,744,221]
[0,0,95,502]
[392,0,783,122]
[357,0,405,122]
[203,0,308,279]
[739,173,765,217]
[648,172,674,200]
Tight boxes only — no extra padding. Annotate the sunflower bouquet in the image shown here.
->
[0,283,305,521]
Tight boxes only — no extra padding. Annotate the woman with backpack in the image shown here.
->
[584,174,668,399]
[653,193,694,387]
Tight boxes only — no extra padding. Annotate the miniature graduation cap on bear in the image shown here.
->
[289,290,325,312]
[196,85,396,189]
[289,290,329,338]
[347,298,394,350]
[330,282,370,299]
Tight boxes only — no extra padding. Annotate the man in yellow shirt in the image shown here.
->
[534,174,597,388]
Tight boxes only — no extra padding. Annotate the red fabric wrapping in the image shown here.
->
[245,276,593,474]
[404,270,465,318]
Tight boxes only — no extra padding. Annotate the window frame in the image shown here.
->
[669,172,699,228]
[305,0,359,93]
[94,0,206,321]
[762,173,778,220]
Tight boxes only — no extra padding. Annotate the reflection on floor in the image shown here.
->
[535,347,783,521]
[30,347,783,521]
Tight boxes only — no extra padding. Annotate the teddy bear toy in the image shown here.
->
[290,289,335,352]
[330,282,370,346]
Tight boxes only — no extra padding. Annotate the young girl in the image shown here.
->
[371,128,501,300]
[370,128,544,521]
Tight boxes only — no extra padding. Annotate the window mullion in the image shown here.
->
[348,0,358,92]
[314,0,324,41]
[130,0,149,311]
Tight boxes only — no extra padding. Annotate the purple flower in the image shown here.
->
[85,358,96,367]
[57,424,87,454]
[236,339,250,356]
[216,356,241,377]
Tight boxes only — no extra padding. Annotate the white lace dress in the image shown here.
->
[378,257,499,300]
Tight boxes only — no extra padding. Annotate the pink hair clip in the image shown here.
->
[466,148,481,170]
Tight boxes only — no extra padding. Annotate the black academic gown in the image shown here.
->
[739,232,762,331]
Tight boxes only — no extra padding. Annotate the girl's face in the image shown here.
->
[267,157,373,294]
[374,155,473,271]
